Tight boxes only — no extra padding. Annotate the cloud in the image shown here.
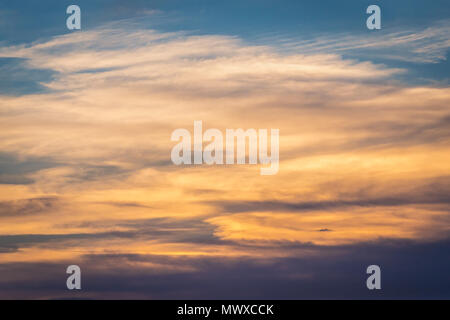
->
[0,58,55,96]
[0,197,60,217]
[0,152,59,184]
[0,19,448,298]
[1,238,449,299]
[205,176,450,245]
[275,20,450,63]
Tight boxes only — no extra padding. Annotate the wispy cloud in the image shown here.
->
[271,20,450,63]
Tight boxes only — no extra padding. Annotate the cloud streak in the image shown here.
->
[273,20,450,63]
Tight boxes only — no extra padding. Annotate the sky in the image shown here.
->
[0,1,449,299]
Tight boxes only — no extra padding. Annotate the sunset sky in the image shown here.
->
[0,0,449,299]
